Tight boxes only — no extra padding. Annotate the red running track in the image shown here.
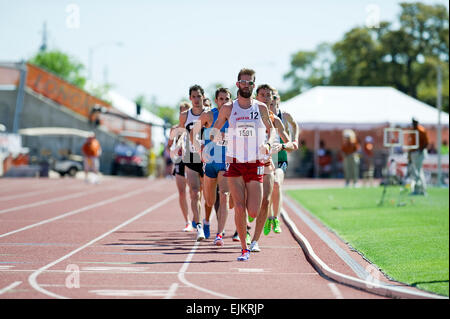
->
[0,176,399,300]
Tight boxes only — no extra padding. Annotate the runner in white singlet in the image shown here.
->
[178,85,206,242]
[211,68,276,262]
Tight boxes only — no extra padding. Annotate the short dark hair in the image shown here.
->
[237,68,256,81]
[256,84,273,95]
[189,84,204,97]
[215,87,231,99]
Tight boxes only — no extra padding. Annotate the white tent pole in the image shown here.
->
[314,129,320,178]
[436,64,442,187]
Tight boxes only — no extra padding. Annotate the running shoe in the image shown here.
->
[214,233,224,246]
[250,241,260,252]
[246,231,251,245]
[183,222,194,232]
[264,218,272,236]
[192,221,197,229]
[248,215,255,223]
[272,218,282,233]
[203,220,210,239]
[232,231,240,242]
[237,249,250,261]
[196,224,205,241]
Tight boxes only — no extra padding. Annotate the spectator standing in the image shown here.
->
[408,118,429,195]
[362,136,375,187]
[82,134,102,184]
[341,129,360,187]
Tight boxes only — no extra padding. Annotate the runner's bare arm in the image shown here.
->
[258,102,276,153]
[283,111,299,149]
[167,125,177,148]
[273,117,296,151]
[175,112,188,149]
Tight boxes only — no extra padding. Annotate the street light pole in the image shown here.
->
[88,42,123,82]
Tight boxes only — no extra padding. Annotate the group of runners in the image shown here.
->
[167,68,299,261]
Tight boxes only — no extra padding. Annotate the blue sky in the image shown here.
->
[1,0,448,107]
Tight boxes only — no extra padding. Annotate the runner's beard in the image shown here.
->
[238,88,252,98]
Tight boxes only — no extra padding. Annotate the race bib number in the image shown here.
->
[237,122,256,138]
[216,140,227,146]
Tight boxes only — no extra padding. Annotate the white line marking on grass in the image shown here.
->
[0,281,22,295]
[28,193,177,299]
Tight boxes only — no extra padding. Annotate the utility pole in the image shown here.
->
[12,61,27,134]
[39,21,48,52]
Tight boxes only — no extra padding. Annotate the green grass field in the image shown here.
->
[286,186,449,297]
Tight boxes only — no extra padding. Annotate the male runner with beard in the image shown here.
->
[211,68,276,261]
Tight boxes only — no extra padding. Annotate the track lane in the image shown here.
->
[0,177,391,299]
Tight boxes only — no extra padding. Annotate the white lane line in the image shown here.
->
[89,286,177,297]
[328,283,344,299]
[0,281,22,295]
[0,184,86,202]
[235,268,267,273]
[0,181,132,215]
[28,193,177,299]
[81,266,148,272]
[0,183,154,239]
[176,242,236,299]
[164,283,179,299]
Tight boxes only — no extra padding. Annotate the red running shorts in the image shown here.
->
[224,160,265,183]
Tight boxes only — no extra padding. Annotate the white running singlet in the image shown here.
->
[184,109,203,154]
[226,100,267,163]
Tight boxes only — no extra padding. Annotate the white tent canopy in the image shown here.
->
[281,86,449,130]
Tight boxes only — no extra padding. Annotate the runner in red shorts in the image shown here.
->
[211,68,276,261]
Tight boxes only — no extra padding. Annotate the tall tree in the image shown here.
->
[282,43,332,101]
[282,2,449,112]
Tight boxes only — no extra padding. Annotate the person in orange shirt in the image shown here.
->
[408,118,428,195]
[341,129,360,187]
[82,133,102,184]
